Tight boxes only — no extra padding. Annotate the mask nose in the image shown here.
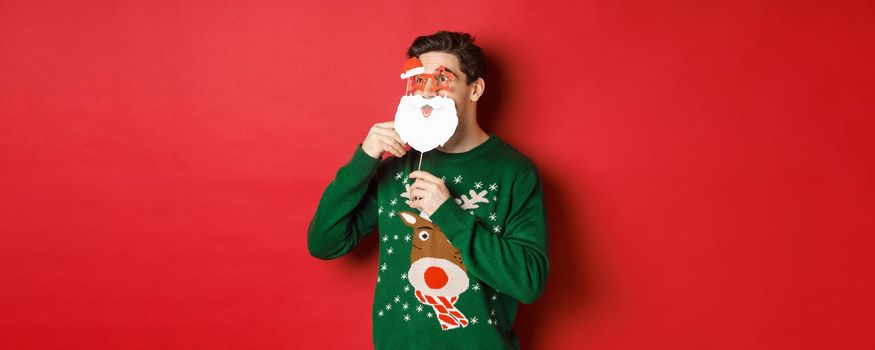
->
[422,78,437,99]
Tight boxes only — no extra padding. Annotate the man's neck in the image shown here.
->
[437,119,489,154]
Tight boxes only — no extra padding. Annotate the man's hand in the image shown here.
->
[407,171,451,216]
[362,121,407,159]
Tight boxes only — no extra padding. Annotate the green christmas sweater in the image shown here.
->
[308,134,549,350]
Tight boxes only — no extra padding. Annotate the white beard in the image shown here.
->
[394,95,458,153]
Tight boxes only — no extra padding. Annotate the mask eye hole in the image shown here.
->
[418,231,429,241]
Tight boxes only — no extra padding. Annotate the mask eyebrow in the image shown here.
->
[439,66,456,75]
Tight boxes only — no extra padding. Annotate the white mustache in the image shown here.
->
[402,95,455,110]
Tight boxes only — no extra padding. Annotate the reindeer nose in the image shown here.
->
[424,266,448,289]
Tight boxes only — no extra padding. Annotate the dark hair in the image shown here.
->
[407,31,486,85]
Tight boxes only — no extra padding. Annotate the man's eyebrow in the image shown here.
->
[440,67,456,74]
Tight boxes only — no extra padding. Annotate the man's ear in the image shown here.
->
[470,78,485,102]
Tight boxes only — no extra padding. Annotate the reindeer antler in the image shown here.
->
[454,190,490,210]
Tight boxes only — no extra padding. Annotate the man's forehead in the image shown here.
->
[418,52,462,75]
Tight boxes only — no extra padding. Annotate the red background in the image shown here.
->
[2,1,873,349]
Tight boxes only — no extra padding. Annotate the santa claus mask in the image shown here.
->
[395,58,459,153]
[394,94,458,153]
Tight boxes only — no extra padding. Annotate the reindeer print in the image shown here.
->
[398,211,470,331]
[455,189,490,209]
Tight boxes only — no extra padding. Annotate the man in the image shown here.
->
[307,31,548,350]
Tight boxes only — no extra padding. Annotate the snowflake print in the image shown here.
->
[378,310,384,317]
[377,276,381,283]
[472,283,481,291]
[386,304,392,310]
[489,213,497,221]
[489,183,498,191]
[387,247,394,255]
[474,181,483,189]
[404,314,411,322]
[401,272,408,279]
[453,175,462,184]
[487,319,493,325]
[404,234,411,242]
[491,293,498,301]
[469,210,475,215]
[471,317,478,324]
[390,198,397,206]
[381,263,388,271]
[403,285,410,292]
[378,206,384,215]
[388,210,396,218]
[395,172,403,180]
[416,305,423,312]
[492,225,501,233]
[393,234,399,240]
[491,309,496,316]
[402,177,409,185]
[427,312,433,318]
[394,295,401,303]
[402,302,409,310]
[382,235,389,242]
[492,196,497,201]
[441,176,447,182]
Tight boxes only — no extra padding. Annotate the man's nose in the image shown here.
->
[422,79,437,98]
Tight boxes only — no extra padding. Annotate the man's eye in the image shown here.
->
[438,76,448,82]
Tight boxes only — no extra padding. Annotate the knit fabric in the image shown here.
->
[308,134,549,350]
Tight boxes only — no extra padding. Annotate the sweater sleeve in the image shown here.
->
[429,167,549,304]
[307,145,382,260]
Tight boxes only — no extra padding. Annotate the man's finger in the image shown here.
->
[409,171,443,184]
[372,126,406,147]
[407,200,422,210]
[388,130,406,147]
[375,135,401,157]
[410,179,438,191]
[377,134,406,157]
[382,135,406,156]
[373,121,395,129]
[408,188,430,199]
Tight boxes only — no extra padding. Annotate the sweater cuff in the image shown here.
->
[343,144,381,179]
[429,198,473,242]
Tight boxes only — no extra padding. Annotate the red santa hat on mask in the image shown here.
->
[400,57,425,79]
